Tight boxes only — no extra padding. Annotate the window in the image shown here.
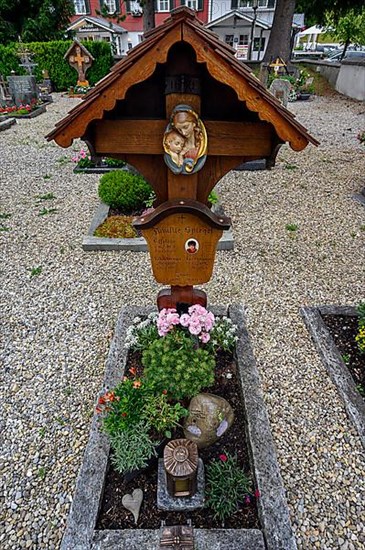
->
[74,0,88,14]
[180,0,203,10]
[234,0,273,7]
[239,34,249,45]
[157,0,169,11]
[103,0,117,13]
[253,37,266,51]
[225,35,234,47]
[186,0,198,9]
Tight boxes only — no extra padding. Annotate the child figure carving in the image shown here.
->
[163,104,207,175]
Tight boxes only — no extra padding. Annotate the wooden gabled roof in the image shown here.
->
[47,6,318,151]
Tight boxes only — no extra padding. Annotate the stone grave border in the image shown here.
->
[353,187,365,207]
[0,117,16,131]
[74,164,127,174]
[60,304,296,550]
[82,203,234,252]
[300,305,365,449]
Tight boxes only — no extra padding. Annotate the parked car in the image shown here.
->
[327,50,365,62]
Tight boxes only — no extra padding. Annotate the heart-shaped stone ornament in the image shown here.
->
[122,488,143,524]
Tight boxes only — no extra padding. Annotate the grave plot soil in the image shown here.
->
[96,350,260,531]
[321,314,364,396]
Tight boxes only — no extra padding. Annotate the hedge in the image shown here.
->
[0,40,113,91]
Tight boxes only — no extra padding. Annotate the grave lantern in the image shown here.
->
[164,439,198,498]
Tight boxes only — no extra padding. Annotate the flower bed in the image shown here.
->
[60,305,296,550]
[0,100,48,119]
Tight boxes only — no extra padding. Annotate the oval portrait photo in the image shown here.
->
[185,239,199,254]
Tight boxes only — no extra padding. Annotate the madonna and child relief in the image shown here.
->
[163,105,207,175]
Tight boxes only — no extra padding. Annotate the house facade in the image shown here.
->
[69,0,209,55]
[207,0,304,61]
[68,0,303,59]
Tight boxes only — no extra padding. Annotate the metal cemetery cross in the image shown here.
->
[47,7,317,309]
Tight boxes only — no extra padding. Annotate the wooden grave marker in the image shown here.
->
[47,7,318,309]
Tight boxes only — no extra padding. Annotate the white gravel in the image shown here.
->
[1,92,365,549]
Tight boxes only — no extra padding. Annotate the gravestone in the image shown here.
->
[8,75,38,106]
[0,75,9,107]
[269,79,292,107]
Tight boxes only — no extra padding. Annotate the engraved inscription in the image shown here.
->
[142,213,222,286]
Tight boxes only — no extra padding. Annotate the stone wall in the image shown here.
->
[294,59,365,101]
[336,59,365,101]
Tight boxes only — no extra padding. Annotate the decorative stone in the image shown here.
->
[183,393,234,449]
[157,459,205,511]
[122,488,143,524]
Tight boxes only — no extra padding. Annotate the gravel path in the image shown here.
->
[1,93,364,549]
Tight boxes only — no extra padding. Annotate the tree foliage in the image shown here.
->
[296,0,364,26]
[0,0,74,45]
[326,9,365,58]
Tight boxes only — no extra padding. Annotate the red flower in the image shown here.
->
[219,454,227,462]
[133,380,141,389]
[122,412,127,417]
[95,406,102,414]
[254,489,261,498]
[129,367,137,376]
[105,391,116,401]
[162,390,168,395]
[98,396,106,405]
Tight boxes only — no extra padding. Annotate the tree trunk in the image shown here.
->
[142,0,155,33]
[341,38,350,60]
[263,0,296,63]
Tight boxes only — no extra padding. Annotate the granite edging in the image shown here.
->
[60,304,296,550]
[300,305,365,449]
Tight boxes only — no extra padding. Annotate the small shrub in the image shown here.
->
[94,215,137,238]
[97,381,149,437]
[142,331,215,401]
[207,316,238,353]
[110,421,158,475]
[98,170,152,213]
[205,453,252,523]
[125,313,159,351]
[104,157,126,168]
[143,393,188,438]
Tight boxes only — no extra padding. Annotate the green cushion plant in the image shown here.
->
[98,170,153,213]
[142,331,216,401]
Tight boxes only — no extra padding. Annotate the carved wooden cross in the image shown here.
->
[48,8,317,309]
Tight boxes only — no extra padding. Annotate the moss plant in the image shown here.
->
[94,215,137,238]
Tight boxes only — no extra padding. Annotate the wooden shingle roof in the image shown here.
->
[47,6,318,151]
